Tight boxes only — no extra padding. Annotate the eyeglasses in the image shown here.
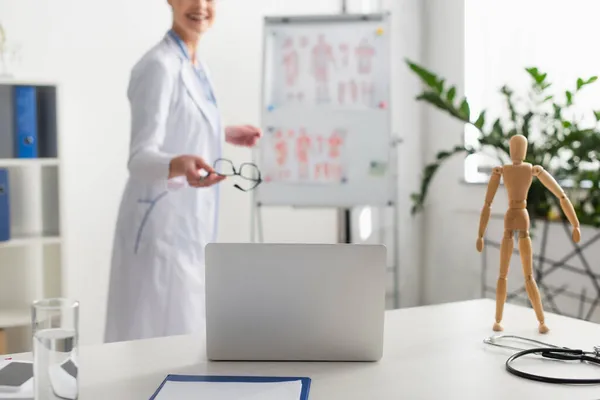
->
[213,158,262,192]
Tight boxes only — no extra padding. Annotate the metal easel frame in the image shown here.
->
[249,2,402,309]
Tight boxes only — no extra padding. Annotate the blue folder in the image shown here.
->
[13,85,38,158]
[149,374,311,399]
[0,169,9,242]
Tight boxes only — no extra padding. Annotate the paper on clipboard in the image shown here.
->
[153,379,304,400]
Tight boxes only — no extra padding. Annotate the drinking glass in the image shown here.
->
[32,298,79,400]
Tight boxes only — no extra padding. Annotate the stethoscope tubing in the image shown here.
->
[506,347,600,384]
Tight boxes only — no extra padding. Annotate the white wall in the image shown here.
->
[418,0,480,304]
[0,0,425,347]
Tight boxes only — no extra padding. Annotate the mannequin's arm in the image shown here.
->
[533,166,580,228]
[478,167,502,240]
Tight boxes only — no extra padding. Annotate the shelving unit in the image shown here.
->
[0,158,60,167]
[0,80,64,354]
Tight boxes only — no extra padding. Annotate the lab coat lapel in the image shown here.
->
[199,60,219,106]
[164,33,219,135]
[180,65,219,134]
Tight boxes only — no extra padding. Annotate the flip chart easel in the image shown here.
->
[251,12,400,307]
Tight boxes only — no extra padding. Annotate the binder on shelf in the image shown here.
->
[0,85,14,159]
[0,169,10,242]
[13,86,38,158]
[149,374,311,400]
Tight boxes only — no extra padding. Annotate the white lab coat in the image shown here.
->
[104,31,222,343]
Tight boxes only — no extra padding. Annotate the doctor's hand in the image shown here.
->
[169,155,226,188]
[225,125,262,147]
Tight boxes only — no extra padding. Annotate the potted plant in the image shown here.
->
[405,59,600,228]
[405,59,600,321]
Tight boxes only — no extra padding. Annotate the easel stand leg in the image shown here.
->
[0,329,7,354]
[337,208,352,244]
[257,204,264,243]
[392,202,400,309]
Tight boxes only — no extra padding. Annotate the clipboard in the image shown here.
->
[149,374,311,400]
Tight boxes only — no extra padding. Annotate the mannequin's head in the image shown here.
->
[509,135,527,163]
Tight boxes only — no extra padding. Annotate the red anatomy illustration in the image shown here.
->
[314,163,324,180]
[296,128,311,179]
[311,34,335,102]
[328,130,345,159]
[314,163,341,181]
[274,130,288,167]
[282,37,299,87]
[269,128,346,183]
[355,38,375,74]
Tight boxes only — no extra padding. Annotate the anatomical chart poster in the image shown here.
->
[260,126,348,185]
[266,24,388,109]
[261,22,389,185]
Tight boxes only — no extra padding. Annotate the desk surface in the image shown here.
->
[7,299,600,399]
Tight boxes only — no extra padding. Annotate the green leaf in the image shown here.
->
[447,86,456,103]
[415,90,472,122]
[543,95,553,103]
[501,85,518,123]
[459,99,470,120]
[406,59,439,91]
[577,76,598,91]
[594,111,600,121]
[522,112,534,138]
[492,119,503,135]
[525,67,539,80]
[435,79,445,94]
[411,145,473,215]
[566,91,573,106]
[474,111,486,130]
[553,103,562,119]
[563,121,572,128]
[416,92,464,121]
[525,67,548,86]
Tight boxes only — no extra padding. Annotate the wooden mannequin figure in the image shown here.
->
[476,134,581,334]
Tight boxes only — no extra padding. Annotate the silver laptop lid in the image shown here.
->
[205,243,386,361]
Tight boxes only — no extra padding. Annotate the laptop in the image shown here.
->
[204,243,387,362]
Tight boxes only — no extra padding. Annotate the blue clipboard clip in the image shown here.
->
[149,374,312,399]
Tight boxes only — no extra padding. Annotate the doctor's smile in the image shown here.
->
[169,0,215,35]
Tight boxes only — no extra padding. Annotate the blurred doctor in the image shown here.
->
[104,0,261,343]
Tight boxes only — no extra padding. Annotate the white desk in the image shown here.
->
[6,299,600,399]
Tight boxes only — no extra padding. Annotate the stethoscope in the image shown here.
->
[167,29,217,105]
[484,334,600,384]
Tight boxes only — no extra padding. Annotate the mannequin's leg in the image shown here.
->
[494,230,513,331]
[519,230,548,333]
